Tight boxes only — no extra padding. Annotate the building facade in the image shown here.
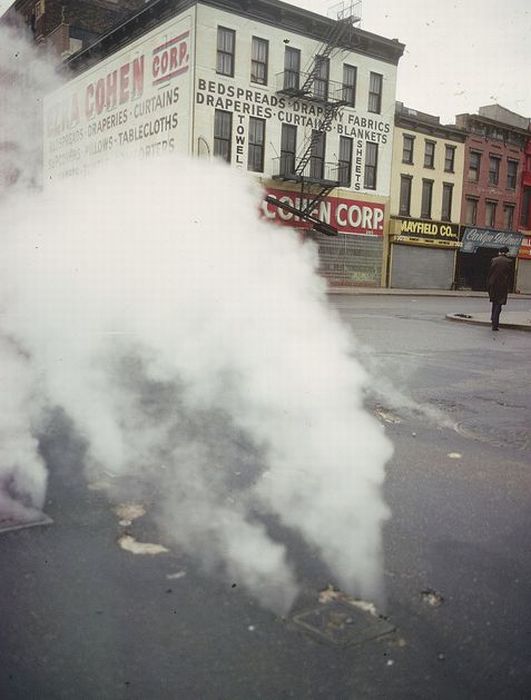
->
[42,0,404,287]
[6,0,145,57]
[388,102,465,289]
[455,105,528,291]
[516,136,531,292]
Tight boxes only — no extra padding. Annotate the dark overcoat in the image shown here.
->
[486,254,513,305]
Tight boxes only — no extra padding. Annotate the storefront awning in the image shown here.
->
[461,228,523,256]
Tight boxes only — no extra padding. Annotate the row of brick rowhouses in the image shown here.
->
[389,102,531,292]
[3,0,531,292]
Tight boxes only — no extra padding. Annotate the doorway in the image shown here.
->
[456,247,515,291]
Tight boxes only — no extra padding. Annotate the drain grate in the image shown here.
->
[292,601,395,647]
[0,513,53,535]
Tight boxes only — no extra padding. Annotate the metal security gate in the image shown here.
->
[312,233,383,287]
[516,259,531,293]
[390,244,455,289]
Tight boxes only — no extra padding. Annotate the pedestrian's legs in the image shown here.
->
[491,303,502,330]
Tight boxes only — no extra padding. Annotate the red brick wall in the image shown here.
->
[460,130,524,231]
[13,0,145,46]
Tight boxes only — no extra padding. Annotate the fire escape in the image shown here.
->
[266,1,362,236]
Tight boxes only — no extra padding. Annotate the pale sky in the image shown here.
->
[287,0,531,124]
[1,0,529,123]
[0,0,14,18]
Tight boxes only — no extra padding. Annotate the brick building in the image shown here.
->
[516,136,531,292]
[455,105,528,291]
[7,0,145,57]
[41,0,405,287]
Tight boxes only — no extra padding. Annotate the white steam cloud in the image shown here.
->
[0,29,393,614]
[0,24,61,192]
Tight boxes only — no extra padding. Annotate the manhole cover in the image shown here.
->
[0,513,53,534]
[292,601,395,647]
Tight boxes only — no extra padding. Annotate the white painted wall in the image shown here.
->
[192,3,398,197]
[43,10,195,182]
[42,1,399,203]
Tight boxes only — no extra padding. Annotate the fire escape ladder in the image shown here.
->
[301,185,334,217]
[293,18,351,180]
[294,129,325,177]
[269,16,357,236]
[298,19,351,95]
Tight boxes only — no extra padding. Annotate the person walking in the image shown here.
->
[486,246,513,331]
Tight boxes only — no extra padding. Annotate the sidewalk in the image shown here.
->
[326,287,531,330]
[327,287,531,299]
[446,310,531,331]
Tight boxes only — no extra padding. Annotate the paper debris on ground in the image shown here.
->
[118,534,169,555]
[318,585,379,617]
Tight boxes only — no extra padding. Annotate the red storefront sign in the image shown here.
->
[261,188,385,236]
[519,236,531,260]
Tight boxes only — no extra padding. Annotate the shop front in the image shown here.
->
[516,235,531,293]
[456,228,523,291]
[388,217,459,289]
[261,187,387,287]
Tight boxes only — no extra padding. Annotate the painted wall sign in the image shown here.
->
[195,76,392,191]
[262,188,385,235]
[461,227,523,256]
[43,13,192,181]
[390,217,459,247]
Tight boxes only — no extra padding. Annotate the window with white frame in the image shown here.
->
[338,136,353,186]
[214,109,232,162]
[368,72,382,114]
[216,27,235,76]
[342,64,357,107]
[247,117,265,172]
[364,142,378,189]
[251,37,268,85]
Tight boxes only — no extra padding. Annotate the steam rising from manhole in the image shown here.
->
[0,29,394,614]
[292,601,395,647]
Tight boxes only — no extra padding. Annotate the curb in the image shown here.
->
[446,313,531,331]
[327,288,531,299]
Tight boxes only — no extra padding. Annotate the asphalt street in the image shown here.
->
[1,294,531,699]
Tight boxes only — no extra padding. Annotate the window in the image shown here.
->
[283,46,300,91]
[520,189,530,228]
[364,142,378,189]
[248,117,265,172]
[338,136,353,186]
[213,109,232,162]
[489,127,504,141]
[424,141,435,168]
[342,64,357,107]
[441,183,453,221]
[465,197,478,225]
[368,72,382,113]
[503,204,515,230]
[310,130,325,179]
[251,37,268,85]
[468,151,481,182]
[313,56,329,100]
[402,135,414,164]
[399,175,412,216]
[421,179,433,218]
[488,156,500,185]
[280,124,297,176]
[217,27,235,76]
[444,145,456,172]
[507,160,518,189]
[485,200,497,227]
